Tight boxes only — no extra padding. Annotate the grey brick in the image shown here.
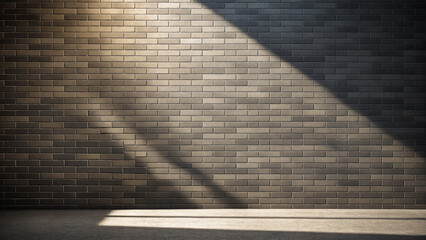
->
[0,0,425,210]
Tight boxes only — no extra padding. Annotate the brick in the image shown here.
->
[0,0,424,210]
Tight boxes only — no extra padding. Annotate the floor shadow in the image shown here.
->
[196,0,426,157]
[20,226,426,240]
[0,210,425,240]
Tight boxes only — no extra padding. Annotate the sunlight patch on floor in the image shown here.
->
[98,209,426,236]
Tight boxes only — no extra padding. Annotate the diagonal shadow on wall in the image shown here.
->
[55,97,245,208]
[196,0,426,157]
[72,93,245,208]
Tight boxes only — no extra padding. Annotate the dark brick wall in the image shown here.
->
[1,0,425,209]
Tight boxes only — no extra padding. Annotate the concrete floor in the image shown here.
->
[0,209,425,240]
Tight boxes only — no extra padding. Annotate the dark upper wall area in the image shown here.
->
[197,0,426,156]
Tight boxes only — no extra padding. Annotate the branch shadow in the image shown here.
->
[71,91,245,208]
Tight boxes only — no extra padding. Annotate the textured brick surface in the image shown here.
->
[0,0,425,209]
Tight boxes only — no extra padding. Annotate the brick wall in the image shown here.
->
[1,0,425,209]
